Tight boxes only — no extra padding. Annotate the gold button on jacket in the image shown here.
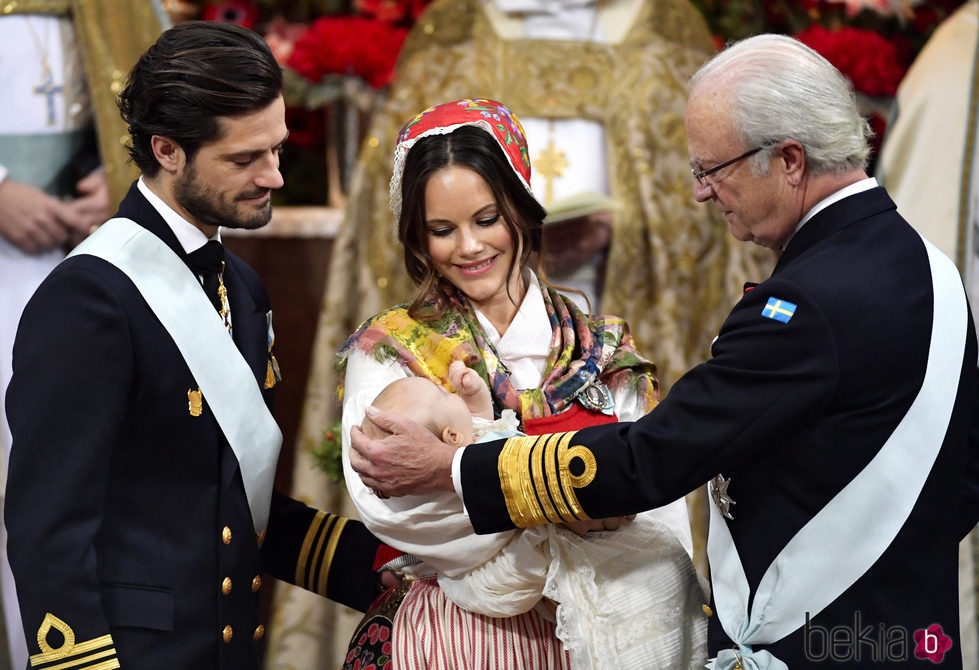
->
[222,625,233,643]
[221,578,232,595]
[221,526,232,545]
[251,575,262,592]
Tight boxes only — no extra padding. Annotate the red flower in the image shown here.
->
[356,0,434,22]
[201,1,260,30]
[287,16,408,89]
[794,24,907,96]
[356,0,407,22]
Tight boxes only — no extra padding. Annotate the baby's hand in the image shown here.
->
[449,360,483,395]
[448,360,493,419]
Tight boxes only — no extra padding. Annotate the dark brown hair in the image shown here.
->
[119,21,283,176]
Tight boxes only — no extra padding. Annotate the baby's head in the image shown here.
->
[363,376,473,446]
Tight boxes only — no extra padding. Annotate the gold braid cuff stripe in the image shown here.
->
[498,432,596,527]
[32,650,118,670]
[30,614,117,669]
[295,511,347,596]
[0,0,70,15]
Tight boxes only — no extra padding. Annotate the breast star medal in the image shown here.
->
[710,473,736,520]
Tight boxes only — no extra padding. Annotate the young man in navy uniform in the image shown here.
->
[350,35,979,668]
[5,21,385,670]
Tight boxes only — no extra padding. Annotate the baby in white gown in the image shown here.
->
[362,361,709,670]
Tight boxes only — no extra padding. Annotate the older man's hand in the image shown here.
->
[564,515,636,536]
[349,405,458,497]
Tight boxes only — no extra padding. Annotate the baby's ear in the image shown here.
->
[441,425,466,447]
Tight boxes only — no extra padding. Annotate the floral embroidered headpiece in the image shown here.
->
[389,98,535,220]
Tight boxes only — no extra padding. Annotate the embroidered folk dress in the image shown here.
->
[340,274,708,669]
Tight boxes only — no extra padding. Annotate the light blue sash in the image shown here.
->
[68,218,282,534]
[707,236,968,670]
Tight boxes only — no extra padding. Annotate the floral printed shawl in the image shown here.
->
[337,280,658,421]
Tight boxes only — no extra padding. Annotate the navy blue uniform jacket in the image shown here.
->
[5,183,382,669]
[461,187,979,667]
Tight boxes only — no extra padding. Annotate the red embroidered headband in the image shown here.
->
[389,98,536,220]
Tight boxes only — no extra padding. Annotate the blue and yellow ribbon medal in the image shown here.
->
[265,310,282,389]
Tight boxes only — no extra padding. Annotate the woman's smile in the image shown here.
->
[455,256,497,276]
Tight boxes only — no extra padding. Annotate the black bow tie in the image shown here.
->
[187,240,225,275]
[187,241,225,313]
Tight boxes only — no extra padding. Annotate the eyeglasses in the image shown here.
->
[690,146,763,187]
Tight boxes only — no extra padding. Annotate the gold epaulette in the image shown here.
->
[30,614,119,669]
[498,432,596,528]
[0,1,70,15]
[295,511,347,596]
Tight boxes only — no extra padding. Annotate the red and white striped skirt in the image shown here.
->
[392,577,571,670]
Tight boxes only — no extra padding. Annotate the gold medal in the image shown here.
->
[187,388,203,417]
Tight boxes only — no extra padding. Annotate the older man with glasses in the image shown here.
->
[350,33,979,669]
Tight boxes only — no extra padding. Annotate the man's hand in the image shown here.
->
[564,515,636,536]
[349,405,458,497]
[0,179,74,253]
[66,170,111,246]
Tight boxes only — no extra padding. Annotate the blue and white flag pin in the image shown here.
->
[762,297,797,323]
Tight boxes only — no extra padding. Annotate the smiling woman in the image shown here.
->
[334,99,707,670]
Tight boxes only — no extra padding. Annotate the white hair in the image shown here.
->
[688,34,872,175]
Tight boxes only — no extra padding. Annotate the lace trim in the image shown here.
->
[542,515,709,669]
[472,408,521,442]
